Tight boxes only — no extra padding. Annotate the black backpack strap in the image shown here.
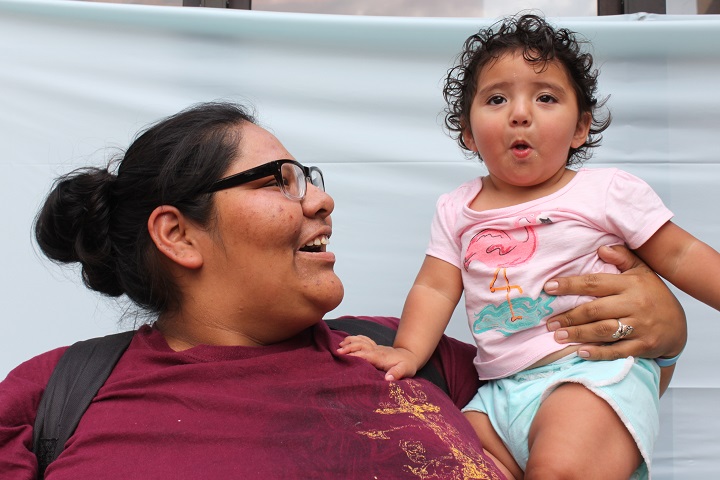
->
[33,330,135,478]
[324,318,449,395]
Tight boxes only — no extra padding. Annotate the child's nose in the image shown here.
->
[510,101,531,126]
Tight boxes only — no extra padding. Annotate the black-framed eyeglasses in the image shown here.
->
[203,159,325,201]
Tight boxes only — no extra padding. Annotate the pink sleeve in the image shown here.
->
[426,192,464,269]
[604,169,674,248]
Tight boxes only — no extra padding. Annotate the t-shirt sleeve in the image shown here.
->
[604,169,674,248]
[0,347,66,479]
[426,192,464,270]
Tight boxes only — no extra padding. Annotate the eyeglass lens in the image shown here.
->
[309,168,324,191]
[279,163,325,200]
[280,162,304,199]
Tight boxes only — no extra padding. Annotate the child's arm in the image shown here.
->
[338,255,463,381]
[635,221,720,311]
[390,255,464,380]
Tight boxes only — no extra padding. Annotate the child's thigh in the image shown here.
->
[526,382,641,480]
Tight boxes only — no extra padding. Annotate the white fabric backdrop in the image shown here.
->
[1,0,719,476]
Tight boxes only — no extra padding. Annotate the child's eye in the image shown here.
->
[487,95,506,105]
[538,94,557,103]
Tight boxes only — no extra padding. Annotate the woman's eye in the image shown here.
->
[487,95,505,105]
[261,178,280,188]
[538,94,557,103]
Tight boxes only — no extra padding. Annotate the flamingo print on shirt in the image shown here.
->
[464,213,555,334]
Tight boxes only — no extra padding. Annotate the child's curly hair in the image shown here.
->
[443,13,611,166]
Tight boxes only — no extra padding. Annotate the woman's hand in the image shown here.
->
[544,245,687,361]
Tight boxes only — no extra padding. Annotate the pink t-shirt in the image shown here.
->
[427,168,673,380]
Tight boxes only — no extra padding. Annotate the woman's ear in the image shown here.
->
[571,112,592,148]
[147,206,203,269]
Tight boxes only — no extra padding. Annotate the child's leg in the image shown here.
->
[464,411,523,480]
[525,383,641,479]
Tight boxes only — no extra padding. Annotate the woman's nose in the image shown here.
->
[303,183,334,218]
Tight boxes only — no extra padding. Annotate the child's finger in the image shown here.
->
[385,362,416,382]
[385,365,405,382]
[338,334,376,348]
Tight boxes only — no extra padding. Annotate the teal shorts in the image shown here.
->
[463,354,660,479]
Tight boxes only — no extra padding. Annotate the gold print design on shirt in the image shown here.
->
[357,382,502,479]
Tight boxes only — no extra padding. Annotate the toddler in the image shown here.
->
[339,14,720,479]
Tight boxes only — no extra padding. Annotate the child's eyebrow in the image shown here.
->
[531,81,568,95]
[476,81,512,96]
[477,80,569,98]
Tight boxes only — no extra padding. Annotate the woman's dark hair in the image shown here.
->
[443,13,611,165]
[34,101,256,315]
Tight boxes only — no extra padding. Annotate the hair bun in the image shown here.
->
[34,167,123,296]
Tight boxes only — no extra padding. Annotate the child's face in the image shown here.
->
[462,51,591,188]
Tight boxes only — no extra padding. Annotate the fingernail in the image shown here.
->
[547,321,560,331]
[578,349,590,358]
[544,281,559,292]
[555,330,568,340]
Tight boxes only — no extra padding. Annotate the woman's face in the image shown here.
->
[197,122,343,343]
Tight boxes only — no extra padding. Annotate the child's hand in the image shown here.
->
[337,335,421,381]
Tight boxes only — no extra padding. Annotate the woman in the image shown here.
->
[0,102,684,479]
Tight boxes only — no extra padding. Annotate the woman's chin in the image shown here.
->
[308,273,344,316]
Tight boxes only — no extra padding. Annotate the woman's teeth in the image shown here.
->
[304,236,329,248]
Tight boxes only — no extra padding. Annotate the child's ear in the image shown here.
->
[147,205,203,269]
[571,112,592,148]
[462,125,479,153]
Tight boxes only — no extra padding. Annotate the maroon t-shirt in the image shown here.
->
[0,317,503,479]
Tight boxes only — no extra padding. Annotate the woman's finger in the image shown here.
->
[577,339,648,361]
[552,318,625,344]
[545,244,686,359]
[543,245,648,310]
[547,294,637,331]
